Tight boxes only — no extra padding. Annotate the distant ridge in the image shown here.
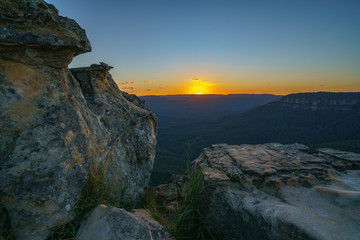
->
[280,92,360,111]
[149,92,360,185]
[141,94,282,121]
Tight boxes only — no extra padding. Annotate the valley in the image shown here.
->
[144,92,360,185]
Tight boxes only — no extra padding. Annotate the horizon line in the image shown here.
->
[137,91,360,97]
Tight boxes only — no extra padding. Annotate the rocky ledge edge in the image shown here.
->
[151,143,360,240]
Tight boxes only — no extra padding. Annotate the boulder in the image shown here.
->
[0,0,91,68]
[0,1,157,239]
[69,63,157,201]
[186,143,360,240]
[76,205,173,240]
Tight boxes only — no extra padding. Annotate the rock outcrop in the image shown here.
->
[166,143,360,240]
[0,1,157,239]
[0,0,91,68]
[76,205,173,240]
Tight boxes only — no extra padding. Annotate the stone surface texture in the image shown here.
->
[76,205,173,240]
[180,143,360,240]
[0,0,91,68]
[0,1,157,239]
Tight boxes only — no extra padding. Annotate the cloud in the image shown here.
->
[189,78,215,86]
[157,87,163,89]
[145,89,151,91]
[121,87,135,90]
[144,81,152,84]
[119,81,135,85]
[201,81,216,86]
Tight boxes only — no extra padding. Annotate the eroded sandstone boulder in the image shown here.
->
[180,143,360,240]
[0,1,157,239]
[0,0,91,68]
[70,63,157,200]
[76,205,173,240]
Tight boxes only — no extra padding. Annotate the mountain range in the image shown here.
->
[142,92,360,185]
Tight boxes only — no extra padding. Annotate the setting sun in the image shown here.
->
[186,78,216,95]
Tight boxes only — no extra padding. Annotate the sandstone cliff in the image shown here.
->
[0,1,157,239]
[281,92,360,111]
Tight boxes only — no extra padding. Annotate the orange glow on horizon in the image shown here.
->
[185,77,216,94]
[115,72,360,96]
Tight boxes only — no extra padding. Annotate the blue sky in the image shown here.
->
[48,0,360,95]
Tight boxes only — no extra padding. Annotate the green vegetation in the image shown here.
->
[149,147,186,186]
[184,141,192,171]
[145,169,221,240]
[0,204,15,240]
[48,165,133,240]
[141,188,171,228]
[169,169,219,240]
[150,96,360,185]
[226,172,240,182]
[309,139,360,153]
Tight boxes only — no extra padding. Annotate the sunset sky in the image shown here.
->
[48,0,360,96]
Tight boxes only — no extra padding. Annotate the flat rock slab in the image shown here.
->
[190,143,360,240]
[76,205,173,240]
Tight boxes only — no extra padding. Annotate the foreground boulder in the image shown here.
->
[70,63,157,201]
[76,205,173,240]
[169,143,360,240]
[0,1,157,239]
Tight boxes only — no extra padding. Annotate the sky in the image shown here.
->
[47,0,360,96]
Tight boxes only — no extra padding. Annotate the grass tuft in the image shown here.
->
[141,187,172,227]
[169,169,219,240]
[48,164,133,240]
[145,168,221,240]
[0,204,15,240]
[226,172,240,182]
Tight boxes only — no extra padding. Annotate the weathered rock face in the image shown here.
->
[0,1,157,240]
[0,0,91,68]
[76,205,173,240]
[179,143,360,240]
[70,64,157,200]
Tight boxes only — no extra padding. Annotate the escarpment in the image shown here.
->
[0,1,157,239]
[281,92,360,111]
